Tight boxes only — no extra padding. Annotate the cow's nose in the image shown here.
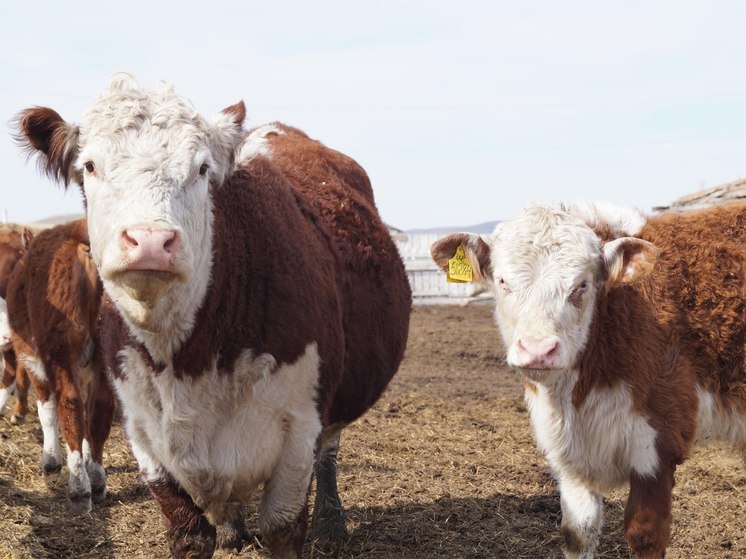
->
[513,336,561,369]
[122,227,179,272]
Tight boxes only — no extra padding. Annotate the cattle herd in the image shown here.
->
[0,74,743,559]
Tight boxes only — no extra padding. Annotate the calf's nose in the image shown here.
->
[122,227,178,272]
[513,336,561,369]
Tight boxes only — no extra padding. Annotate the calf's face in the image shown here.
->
[432,205,657,381]
[16,74,245,331]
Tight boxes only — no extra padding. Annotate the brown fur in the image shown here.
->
[0,230,28,422]
[572,202,746,556]
[6,219,114,504]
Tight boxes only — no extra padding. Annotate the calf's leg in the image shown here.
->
[51,362,92,513]
[558,475,604,559]
[85,361,115,503]
[624,465,675,559]
[11,359,30,424]
[28,376,62,474]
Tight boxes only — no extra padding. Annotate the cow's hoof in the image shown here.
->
[216,521,253,551]
[170,532,216,559]
[310,508,350,551]
[88,462,107,503]
[69,493,92,515]
[10,413,25,425]
[42,458,62,475]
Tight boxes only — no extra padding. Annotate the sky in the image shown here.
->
[2,1,746,230]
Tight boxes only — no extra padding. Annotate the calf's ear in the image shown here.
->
[602,237,657,290]
[14,107,80,187]
[431,233,492,281]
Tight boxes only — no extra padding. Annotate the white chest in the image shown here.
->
[524,378,659,494]
[113,342,322,519]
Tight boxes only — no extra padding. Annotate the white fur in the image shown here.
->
[37,398,61,470]
[0,297,11,351]
[114,342,322,529]
[237,124,282,163]
[20,354,46,383]
[694,386,746,444]
[566,201,646,237]
[557,474,603,559]
[66,446,91,503]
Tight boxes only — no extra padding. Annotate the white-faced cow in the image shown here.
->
[6,218,115,513]
[16,74,411,558]
[432,202,746,559]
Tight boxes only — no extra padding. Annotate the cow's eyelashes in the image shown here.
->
[199,163,209,176]
[84,161,95,174]
[569,280,589,305]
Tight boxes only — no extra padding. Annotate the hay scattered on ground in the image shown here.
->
[1,305,744,558]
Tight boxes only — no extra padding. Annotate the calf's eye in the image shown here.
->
[199,163,209,176]
[84,162,95,173]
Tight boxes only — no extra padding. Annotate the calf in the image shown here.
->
[432,202,746,559]
[6,218,115,513]
[16,74,411,558]
[0,229,30,423]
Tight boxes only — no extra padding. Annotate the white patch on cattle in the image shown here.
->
[557,474,603,559]
[566,201,646,236]
[37,398,61,470]
[0,297,11,351]
[694,386,746,444]
[114,342,322,528]
[66,446,92,498]
[237,124,283,163]
[20,354,46,383]
[525,375,659,495]
[0,380,14,415]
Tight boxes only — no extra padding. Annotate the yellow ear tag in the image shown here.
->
[447,245,473,283]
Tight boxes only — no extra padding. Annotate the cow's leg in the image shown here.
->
[52,362,92,513]
[558,474,604,559]
[11,357,30,424]
[85,361,115,503]
[148,471,216,559]
[216,504,252,551]
[28,376,62,474]
[310,429,349,548]
[624,465,675,559]
[0,351,16,417]
[259,431,315,559]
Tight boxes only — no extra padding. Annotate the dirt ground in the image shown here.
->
[1,304,745,558]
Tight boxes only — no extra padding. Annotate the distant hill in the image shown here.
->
[405,220,499,235]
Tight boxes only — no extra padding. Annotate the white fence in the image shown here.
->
[393,232,492,305]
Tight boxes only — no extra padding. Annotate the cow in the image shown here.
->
[0,229,30,423]
[15,73,411,559]
[6,218,115,513]
[431,202,746,559]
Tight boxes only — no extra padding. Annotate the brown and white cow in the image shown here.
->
[432,202,746,559]
[0,229,30,423]
[6,218,115,513]
[16,74,411,558]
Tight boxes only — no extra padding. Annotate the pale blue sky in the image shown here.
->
[3,1,746,229]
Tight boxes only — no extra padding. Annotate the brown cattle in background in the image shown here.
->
[6,219,115,513]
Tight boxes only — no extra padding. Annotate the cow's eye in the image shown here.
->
[199,163,209,176]
[84,162,95,173]
[498,278,511,293]
[569,280,589,305]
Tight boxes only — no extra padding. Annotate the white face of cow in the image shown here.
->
[16,74,246,339]
[0,297,11,351]
[431,204,657,383]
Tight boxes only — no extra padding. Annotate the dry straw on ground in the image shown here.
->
[1,305,744,558]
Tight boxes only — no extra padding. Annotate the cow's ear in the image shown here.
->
[431,233,492,281]
[602,237,657,290]
[21,228,35,252]
[15,107,80,187]
[208,100,246,182]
